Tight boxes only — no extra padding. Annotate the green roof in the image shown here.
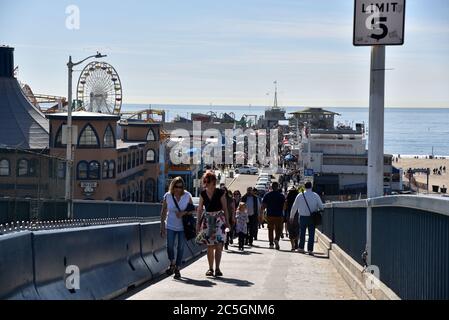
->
[289,107,340,116]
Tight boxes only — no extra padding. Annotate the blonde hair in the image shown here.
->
[169,176,185,195]
[237,202,247,211]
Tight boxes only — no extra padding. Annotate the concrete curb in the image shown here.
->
[316,230,400,301]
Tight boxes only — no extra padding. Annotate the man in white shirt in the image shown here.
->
[289,182,324,254]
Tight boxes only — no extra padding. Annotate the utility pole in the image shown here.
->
[366,45,386,265]
[65,52,106,219]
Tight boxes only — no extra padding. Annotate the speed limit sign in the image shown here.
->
[353,0,406,46]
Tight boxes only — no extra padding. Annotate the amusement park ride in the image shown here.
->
[21,59,165,124]
[21,58,258,128]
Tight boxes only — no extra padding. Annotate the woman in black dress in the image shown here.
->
[285,186,300,251]
[196,171,230,277]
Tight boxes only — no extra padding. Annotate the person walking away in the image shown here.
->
[221,187,236,250]
[285,186,299,251]
[241,187,261,246]
[289,182,324,255]
[197,171,231,277]
[235,202,249,251]
[160,177,194,279]
[261,182,286,250]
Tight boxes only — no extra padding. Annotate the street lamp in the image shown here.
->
[65,52,107,219]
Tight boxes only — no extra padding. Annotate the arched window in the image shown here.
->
[88,161,100,179]
[77,161,88,180]
[127,154,131,169]
[147,129,156,141]
[117,157,122,174]
[136,151,140,167]
[102,161,109,179]
[78,124,100,147]
[0,159,10,176]
[17,159,29,177]
[122,155,127,172]
[57,161,66,178]
[140,150,144,165]
[54,125,65,148]
[108,161,115,178]
[131,185,135,202]
[140,181,144,202]
[103,125,115,148]
[145,178,156,202]
[146,150,156,163]
[132,152,136,168]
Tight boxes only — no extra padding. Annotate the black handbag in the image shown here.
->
[302,193,322,226]
[172,194,197,240]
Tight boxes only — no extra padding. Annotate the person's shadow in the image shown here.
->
[213,277,254,287]
[177,277,217,287]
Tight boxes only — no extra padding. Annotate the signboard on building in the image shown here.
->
[80,181,98,197]
[353,0,406,46]
[304,169,314,177]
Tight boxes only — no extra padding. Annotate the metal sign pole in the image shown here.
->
[366,45,386,265]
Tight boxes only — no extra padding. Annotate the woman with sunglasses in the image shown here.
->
[160,177,194,279]
[196,171,230,277]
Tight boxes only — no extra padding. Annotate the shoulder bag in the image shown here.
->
[172,194,197,241]
[302,193,322,226]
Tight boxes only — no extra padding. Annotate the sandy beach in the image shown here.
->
[395,157,449,192]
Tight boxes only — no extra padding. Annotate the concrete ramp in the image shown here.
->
[126,229,358,300]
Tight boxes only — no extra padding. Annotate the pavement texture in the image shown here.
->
[125,171,357,300]
[126,228,358,300]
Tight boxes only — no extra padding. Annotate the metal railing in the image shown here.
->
[319,195,449,300]
[0,199,163,236]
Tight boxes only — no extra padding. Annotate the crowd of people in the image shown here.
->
[160,171,324,280]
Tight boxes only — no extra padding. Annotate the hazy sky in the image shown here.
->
[1,0,448,107]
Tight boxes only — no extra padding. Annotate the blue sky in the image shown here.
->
[1,0,448,107]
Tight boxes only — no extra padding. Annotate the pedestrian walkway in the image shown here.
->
[125,228,358,300]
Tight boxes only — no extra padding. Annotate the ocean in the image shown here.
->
[122,104,449,156]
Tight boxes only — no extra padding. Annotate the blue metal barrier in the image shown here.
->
[0,232,39,299]
[333,207,366,265]
[32,224,151,299]
[0,219,205,300]
[372,206,449,300]
[323,196,449,300]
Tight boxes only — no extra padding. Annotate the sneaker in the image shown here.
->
[224,243,229,250]
[166,265,175,276]
[275,240,280,250]
[308,251,315,256]
[206,269,214,277]
[297,248,305,254]
[215,269,223,277]
[174,267,181,279]
[269,244,274,249]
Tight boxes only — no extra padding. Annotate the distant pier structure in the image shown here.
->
[289,107,340,130]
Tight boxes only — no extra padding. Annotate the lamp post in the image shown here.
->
[65,52,107,219]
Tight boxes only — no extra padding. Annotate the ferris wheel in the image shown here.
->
[76,61,122,114]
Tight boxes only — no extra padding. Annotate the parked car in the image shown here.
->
[235,165,258,175]
[255,183,268,192]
